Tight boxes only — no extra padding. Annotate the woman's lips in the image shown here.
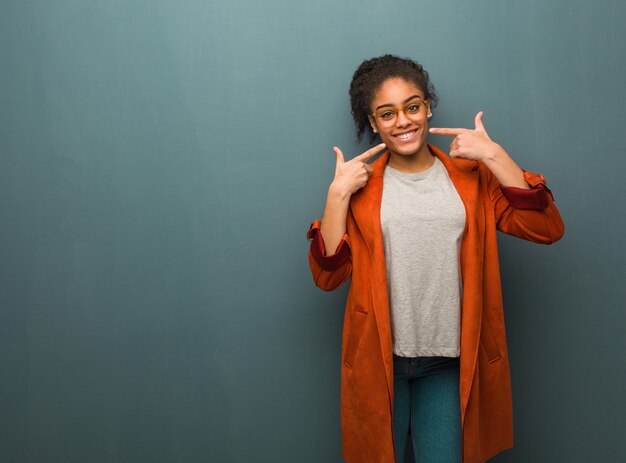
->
[393,128,418,143]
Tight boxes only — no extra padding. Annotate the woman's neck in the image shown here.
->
[387,143,434,173]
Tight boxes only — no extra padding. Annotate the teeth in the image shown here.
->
[396,130,416,139]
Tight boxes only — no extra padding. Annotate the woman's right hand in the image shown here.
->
[319,143,386,255]
[330,143,386,196]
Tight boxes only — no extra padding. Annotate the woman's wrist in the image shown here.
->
[480,142,507,165]
[481,146,529,189]
[328,181,352,203]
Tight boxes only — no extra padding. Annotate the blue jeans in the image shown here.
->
[393,355,462,463]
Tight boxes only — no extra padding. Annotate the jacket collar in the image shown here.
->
[350,144,479,248]
[369,144,479,178]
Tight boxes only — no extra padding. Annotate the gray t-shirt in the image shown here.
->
[380,157,466,357]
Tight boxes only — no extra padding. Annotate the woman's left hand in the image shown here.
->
[429,112,506,163]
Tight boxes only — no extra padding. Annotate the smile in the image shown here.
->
[394,129,418,141]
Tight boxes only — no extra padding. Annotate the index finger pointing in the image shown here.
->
[429,127,467,137]
[353,142,387,162]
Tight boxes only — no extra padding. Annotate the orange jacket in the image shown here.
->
[307,145,564,463]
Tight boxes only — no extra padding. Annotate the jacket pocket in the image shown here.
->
[344,307,368,369]
[480,320,502,363]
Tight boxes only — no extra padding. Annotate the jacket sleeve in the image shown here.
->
[307,220,352,291]
[486,167,565,244]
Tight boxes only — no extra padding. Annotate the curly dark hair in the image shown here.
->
[349,54,439,142]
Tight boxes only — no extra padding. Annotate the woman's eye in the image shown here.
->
[380,111,395,120]
[407,104,420,113]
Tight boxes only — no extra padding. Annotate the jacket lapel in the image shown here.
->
[349,151,389,255]
[430,145,484,426]
[349,151,394,401]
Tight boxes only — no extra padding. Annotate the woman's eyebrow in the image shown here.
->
[375,95,424,110]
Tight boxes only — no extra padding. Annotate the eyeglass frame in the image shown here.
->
[369,97,430,126]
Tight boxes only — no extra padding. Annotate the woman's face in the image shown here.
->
[368,77,431,158]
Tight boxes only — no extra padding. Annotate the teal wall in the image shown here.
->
[1,1,624,461]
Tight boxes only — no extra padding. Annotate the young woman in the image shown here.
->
[307,55,564,463]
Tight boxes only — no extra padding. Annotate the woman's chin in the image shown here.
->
[388,140,426,157]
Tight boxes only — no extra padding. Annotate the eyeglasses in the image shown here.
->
[370,98,429,126]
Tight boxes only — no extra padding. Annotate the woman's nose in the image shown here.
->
[395,110,411,127]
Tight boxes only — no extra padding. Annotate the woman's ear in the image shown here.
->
[368,115,378,133]
[426,100,432,119]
